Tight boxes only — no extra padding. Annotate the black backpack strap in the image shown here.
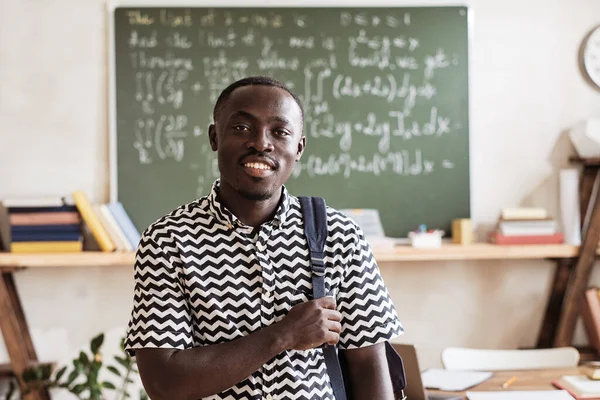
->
[299,196,347,400]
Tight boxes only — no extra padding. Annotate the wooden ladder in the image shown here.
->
[537,157,600,348]
[0,267,50,400]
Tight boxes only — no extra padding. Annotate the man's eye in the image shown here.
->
[234,125,250,131]
[274,129,290,136]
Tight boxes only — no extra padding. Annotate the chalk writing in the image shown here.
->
[118,7,466,181]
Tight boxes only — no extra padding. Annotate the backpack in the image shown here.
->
[299,196,407,400]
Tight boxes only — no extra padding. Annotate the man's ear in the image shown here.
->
[208,124,217,151]
[296,135,306,161]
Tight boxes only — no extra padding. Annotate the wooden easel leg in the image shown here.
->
[580,166,598,230]
[554,182,600,347]
[537,258,576,348]
[0,271,50,400]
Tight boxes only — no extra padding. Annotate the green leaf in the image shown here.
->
[71,383,86,394]
[90,333,104,355]
[66,370,78,385]
[79,351,90,366]
[55,366,67,382]
[21,367,38,382]
[73,359,83,373]
[114,356,130,368]
[107,366,121,376]
[40,363,53,380]
[101,381,116,389]
[33,366,44,380]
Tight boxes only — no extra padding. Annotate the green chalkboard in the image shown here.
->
[111,6,470,238]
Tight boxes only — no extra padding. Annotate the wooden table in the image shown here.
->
[429,367,580,398]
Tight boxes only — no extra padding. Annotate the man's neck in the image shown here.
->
[218,185,282,228]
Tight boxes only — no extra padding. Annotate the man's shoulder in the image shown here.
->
[288,195,361,234]
[141,197,212,241]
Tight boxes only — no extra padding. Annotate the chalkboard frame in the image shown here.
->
[107,2,474,237]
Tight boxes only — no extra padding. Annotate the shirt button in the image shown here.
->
[266,395,273,400]
[264,290,271,298]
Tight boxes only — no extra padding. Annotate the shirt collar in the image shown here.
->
[207,180,292,228]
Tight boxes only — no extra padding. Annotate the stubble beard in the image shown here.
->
[237,177,277,201]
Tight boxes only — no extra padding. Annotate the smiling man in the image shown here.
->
[125,76,403,400]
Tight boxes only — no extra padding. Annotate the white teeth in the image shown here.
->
[245,162,271,170]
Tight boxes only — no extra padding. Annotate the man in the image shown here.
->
[125,76,403,400]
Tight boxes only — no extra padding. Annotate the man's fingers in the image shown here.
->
[328,320,342,333]
[315,295,336,309]
[325,331,340,346]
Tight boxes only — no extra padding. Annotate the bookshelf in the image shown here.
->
[0,243,592,268]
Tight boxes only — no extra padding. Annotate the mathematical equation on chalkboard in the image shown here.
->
[114,7,468,196]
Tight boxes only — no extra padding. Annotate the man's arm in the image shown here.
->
[136,296,342,400]
[343,342,394,400]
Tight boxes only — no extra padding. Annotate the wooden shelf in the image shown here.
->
[374,243,582,262]
[0,252,134,268]
[0,243,593,268]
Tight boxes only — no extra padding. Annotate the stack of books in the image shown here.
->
[489,207,564,245]
[0,192,142,253]
[0,197,83,253]
[71,191,141,252]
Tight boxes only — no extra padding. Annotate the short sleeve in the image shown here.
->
[336,226,404,350]
[124,233,194,356]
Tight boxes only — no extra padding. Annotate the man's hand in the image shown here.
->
[278,296,342,350]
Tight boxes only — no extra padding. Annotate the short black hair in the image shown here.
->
[212,76,305,123]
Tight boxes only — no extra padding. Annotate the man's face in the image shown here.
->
[209,85,305,201]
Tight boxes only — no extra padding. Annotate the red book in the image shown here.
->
[9,211,81,226]
[489,231,564,245]
[553,378,600,399]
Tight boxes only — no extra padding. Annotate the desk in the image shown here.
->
[429,367,580,398]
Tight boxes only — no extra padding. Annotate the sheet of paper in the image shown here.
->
[465,390,574,400]
[421,368,493,391]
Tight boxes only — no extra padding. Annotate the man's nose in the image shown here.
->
[247,129,274,152]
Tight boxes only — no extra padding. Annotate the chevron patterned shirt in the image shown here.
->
[125,181,403,400]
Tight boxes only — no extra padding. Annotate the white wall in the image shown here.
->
[1,0,600,397]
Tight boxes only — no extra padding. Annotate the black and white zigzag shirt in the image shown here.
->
[125,181,403,400]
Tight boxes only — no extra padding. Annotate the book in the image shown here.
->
[11,224,81,234]
[498,220,558,236]
[553,375,600,399]
[501,207,548,220]
[581,288,600,352]
[10,241,83,253]
[583,362,600,380]
[9,211,81,225]
[1,196,70,208]
[95,204,132,251]
[7,205,78,213]
[72,191,116,252]
[489,232,564,245]
[106,202,141,249]
[11,231,82,242]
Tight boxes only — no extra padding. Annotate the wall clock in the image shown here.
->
[582,25,600,89]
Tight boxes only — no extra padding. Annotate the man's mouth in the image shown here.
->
[242,161,275,178]
[243,162,273,170]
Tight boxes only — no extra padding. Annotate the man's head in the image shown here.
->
[208,76,306,203]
